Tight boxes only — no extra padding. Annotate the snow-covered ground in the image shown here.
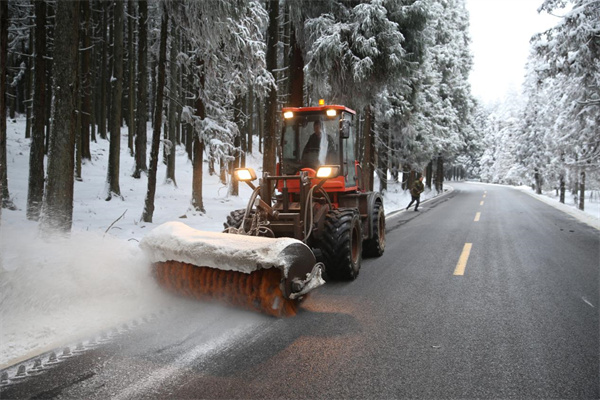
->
[516,186,600,230]
[2,117,597,368]
[0,117,437,367]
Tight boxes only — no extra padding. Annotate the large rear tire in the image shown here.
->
[362,201,385,257]
[223,209,246,230]
[321,209,362,280]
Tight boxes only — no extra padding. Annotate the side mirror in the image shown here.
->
[339,119,351,139]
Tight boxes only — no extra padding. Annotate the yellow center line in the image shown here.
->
[474,212,481,222]
[480,201,484,206]
[453,243,473,276]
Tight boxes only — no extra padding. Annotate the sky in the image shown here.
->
[465,0,564,104]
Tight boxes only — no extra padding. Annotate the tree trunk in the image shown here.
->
[362,105,374,192]
[98,0,108,140]
[534,168,542,195]
[559,173,565,204]
[127,0,135,156]
[165,20,177,186]
[435,154,444,193]
[183,37,193,161]
[106,2,114,137]
[80,0,92,160]
[141,5,167,223]
[106,0,124,200]
[262,0,279,176]
[40,0,80,234]
[407,169,416,192]
[219,158,227,185]
[578,170,585,211]
[247,86,253,155]
[0,1,10,208]
[425,160,433,189]
[0,0,9,210]
[282,2,290,105]
[191,59,206,213]
[133,0,148,178]
[258,99,264,153]
[192,136,205,212]
[240,93,247,167]
[289,20,304,107]
[75,55,83,181]
[229,95,242,196]
[27,0,47,220]
[377,124,388,193]
[25,27,33,139]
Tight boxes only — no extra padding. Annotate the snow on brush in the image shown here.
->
[140,221,311,275]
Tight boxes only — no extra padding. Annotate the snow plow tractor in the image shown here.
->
[140,102,385,317]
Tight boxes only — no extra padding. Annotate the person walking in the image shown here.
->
[406,176,425,211]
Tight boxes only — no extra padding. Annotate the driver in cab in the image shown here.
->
[301,120,337,170]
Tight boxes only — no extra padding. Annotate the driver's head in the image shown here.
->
[313,120,322,135]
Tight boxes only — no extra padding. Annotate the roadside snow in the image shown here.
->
[515,185,600,230]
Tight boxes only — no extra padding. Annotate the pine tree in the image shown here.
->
[263,0,279,176]
[40,0,80,234]
[106,0,124,200]
[141,2,167,223]
[0,0,11,211]
[133,0,149,178]
[27,0,47,221]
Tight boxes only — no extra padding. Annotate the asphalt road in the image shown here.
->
[2,182,598,399]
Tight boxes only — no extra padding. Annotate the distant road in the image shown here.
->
[2,182,598,399]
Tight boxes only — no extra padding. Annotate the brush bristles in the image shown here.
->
[153,261,300,317]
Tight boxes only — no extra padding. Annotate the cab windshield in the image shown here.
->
[281,116,340,174]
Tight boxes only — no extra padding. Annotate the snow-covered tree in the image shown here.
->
[507,0,600,207]
[167,0,272,211]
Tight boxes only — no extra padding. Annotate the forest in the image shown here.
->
[478,0,599,209]
[0,0,596,233]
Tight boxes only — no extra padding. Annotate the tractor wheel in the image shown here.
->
[362,201,385,257]
[223,209,253,231]
[321,209,362,280]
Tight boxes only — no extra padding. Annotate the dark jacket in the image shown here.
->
[410,179,425,198]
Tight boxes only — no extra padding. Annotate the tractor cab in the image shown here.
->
[279,103,360,193]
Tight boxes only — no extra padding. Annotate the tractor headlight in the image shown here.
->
[235,168,257,181]
[326,109,337,117]
[316,165,340,179]
[283,111,294,119]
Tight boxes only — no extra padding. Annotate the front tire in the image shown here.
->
[321,209,362,280]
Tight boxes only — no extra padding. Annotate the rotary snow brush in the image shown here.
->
[140,222,325,317]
